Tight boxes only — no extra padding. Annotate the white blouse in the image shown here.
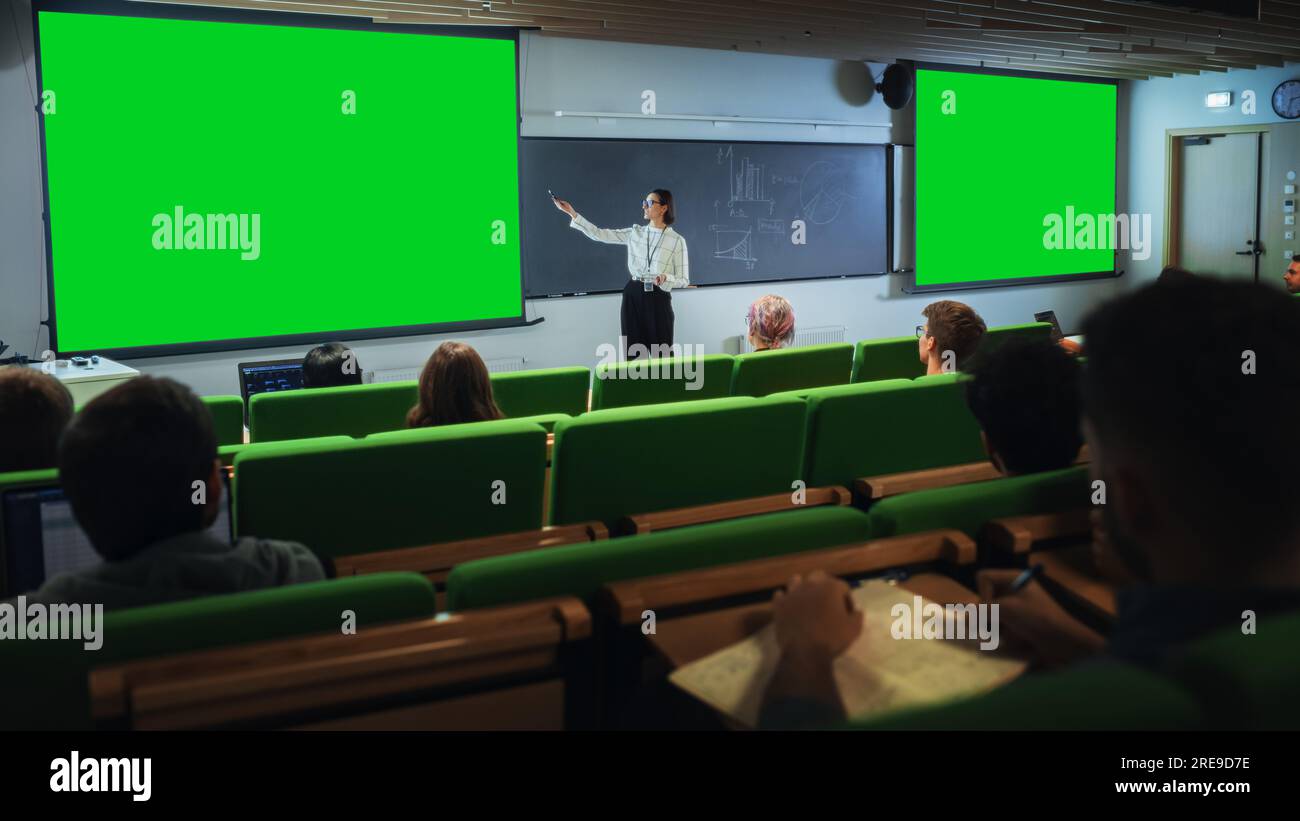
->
[569,214,690,292]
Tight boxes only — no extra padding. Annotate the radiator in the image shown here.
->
[743,324,846,352]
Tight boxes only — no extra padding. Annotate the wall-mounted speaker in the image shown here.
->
[876,63,913,110]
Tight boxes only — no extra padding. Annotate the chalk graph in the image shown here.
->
[709,145,856,269]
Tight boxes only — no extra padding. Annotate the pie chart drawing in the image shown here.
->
[799,161,854,225]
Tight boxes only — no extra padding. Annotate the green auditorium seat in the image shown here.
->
[799,378,986,488]
[590,354,733,410]
[851,336,924,383]
[446,506,872,610]
[0,572,436,730]
[977,322,1054,358]
[852,662,1203,730]
[865,465,1090,539]
[547,396,806,528]
[1164,611,1300,730]
[249,381,417,442]
[731,343,854,397]
[236,420,548,559]
[490,366,590,418]
[201,395,246,446]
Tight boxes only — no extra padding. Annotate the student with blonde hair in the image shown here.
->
[746,294,796,351]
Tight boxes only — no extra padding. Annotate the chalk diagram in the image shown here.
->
[708,146,855,270]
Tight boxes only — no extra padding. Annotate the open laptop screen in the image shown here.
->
[1,470,233,597]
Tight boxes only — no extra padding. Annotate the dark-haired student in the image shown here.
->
[760,276,1300,728]
[20,376,324,611]
[406,341,504,428]
[1285,254,1300,294]
[0,367,74,473]
[964,338,1082,475]
[302,342,362,388]
[917,300,986,375]
[1157,264,1195,284]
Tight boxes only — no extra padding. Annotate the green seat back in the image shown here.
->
[801,378,986,487]
[852,336,924,383]
[853,662,1202,730]
[0,572,435,730]
[731,343,854,397]
[201,395,245,446]
[447,506,872,610]
[236,420,547,558]
[249,381,418,442]
[548,396,806,527]
[977,322,1054,359]
[866,465,1090,539]
[591,354,733,410]
[1165,611,1300,730]
[491,366,590,418]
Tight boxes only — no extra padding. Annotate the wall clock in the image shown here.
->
[1273,79,1300,119]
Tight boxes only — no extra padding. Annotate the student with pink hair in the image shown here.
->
[746,295,796,351]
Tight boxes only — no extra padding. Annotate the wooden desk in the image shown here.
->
[649,572,978,670]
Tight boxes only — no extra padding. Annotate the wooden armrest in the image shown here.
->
[601,528,975,624]
[620,485,851,536]
[982,509,1092,555]
[90,596,591,728]
[1030,547,1119,622]
[332,522,607,584]
[855,448,1091,502]
[855,461,1003,500]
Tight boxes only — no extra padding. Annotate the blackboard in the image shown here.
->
[521,138,888,297]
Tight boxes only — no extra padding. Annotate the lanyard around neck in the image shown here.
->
[645,227,668,274]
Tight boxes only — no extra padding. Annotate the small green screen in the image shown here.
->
[915,69,1117,288]
[38,11,522,353]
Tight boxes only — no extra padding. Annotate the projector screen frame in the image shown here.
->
[32,0,530,360]
[905,62,1122,295]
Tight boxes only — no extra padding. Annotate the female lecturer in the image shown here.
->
[553,190,689,359]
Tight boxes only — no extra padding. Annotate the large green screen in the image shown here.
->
[914,68,1117,290]
[37,8,522,355]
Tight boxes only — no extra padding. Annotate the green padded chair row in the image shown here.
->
[447,505,872,611]
[592,354,733,410]
[248,367,591,443]
[850,322,1055,384]
[200,395,245,446]
[235,420,549,559]
[490,366,590,418]
[865,465,1091,539]
[730,343,854,398]
[855,611,1300,730]
[774,375,986,488]
[547,395,806,528]
[0,572,436,730]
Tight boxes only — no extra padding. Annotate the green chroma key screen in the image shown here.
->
[914,68,1117,290]
[37,9,523,354]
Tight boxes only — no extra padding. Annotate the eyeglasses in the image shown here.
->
[642,199,661,208]
[915,325,928,339]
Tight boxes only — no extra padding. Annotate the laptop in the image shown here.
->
[1,469,234,597]
[237,358,305,423]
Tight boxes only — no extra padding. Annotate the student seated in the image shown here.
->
[1285,254,1300,294]
[761,277,1300,727]
[0,367,74,473]
[22,376,324,611]
[963,337,1082,475]
[405,341,504,428]
[302,342,362,388]
[917,300,986,375]
[746,294,796,351]
[1157,264,1195,284]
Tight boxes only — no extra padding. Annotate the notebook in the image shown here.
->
[669,579,1028,728]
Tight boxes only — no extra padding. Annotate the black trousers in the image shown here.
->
[620,278,674,360]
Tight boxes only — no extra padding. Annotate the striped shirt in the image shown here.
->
[569,214,690,292]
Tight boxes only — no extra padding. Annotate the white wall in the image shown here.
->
[1122,62,1300,286]
[1,7,1123,396]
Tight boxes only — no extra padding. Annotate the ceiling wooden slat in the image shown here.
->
[130,0,1300,79]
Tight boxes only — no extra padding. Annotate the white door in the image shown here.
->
[1178,132,1260,280]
